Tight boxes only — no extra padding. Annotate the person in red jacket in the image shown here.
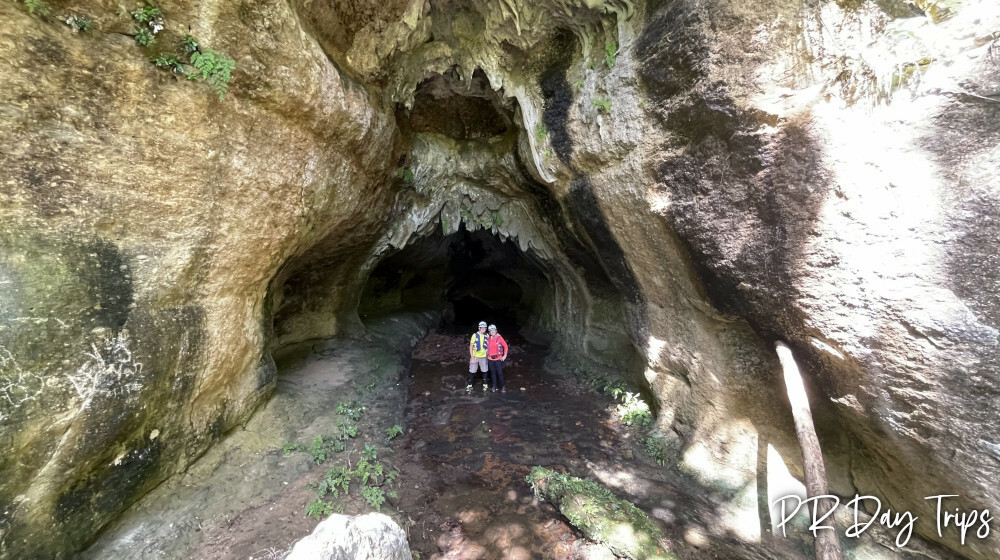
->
[486,324,509,394]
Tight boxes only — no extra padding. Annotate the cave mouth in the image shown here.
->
[359,223,552,339]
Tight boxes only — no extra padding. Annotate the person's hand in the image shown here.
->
[469,357,476,364]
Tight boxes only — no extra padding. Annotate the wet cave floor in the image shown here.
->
[363,331,791,560]
[81,321,803,560]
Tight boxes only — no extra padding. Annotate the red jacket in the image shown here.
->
[487,334,508,360]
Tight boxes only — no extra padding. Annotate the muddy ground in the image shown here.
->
[80,317,956,560]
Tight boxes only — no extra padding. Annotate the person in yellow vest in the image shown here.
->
[468,321,489,392]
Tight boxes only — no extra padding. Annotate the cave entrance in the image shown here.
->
[358,224,552,339]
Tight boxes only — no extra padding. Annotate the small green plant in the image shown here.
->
[305,498,334,520]
[362,485,386,511]
[181,34,199,52]
[309,435,330,464]
[574,78,585,89]
[534,122,547,144]
[335,401,364,421]
[592,98,612,114]
[644,436,667,466]
[130,4,161,23]
[338,421,358,439]
[134,26,154,46]
[386,425,403,440]
[152,53,185,74]
[618,392,652,428]
[412,552,422,560]
[282,442,303,455]
[315,465,353,498]
[68,16,93,31]
[605,41,617,68]
[189,49,236,100]
[20,0,50,16]
[396,167,414,184]
[363,443,378,461]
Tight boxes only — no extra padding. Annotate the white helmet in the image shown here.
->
[488,324,497,332]
[478,321,487,328]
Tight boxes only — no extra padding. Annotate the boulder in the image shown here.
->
[285,513,412,560]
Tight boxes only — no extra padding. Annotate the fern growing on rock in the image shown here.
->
[188,49,236,100]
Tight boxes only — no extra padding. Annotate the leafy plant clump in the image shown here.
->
[385,425,403,440]
[130,4,161,23]
[308,457,399,516]
[644,435,668,466]
[592,98,612,114]
[305,498,334,520]
[152,53,184,74]
[527,467,674,560]
[134,26,154,46]
[396,167,414,184]
[189,49,236,100]
[19,0,50,16]
[181,34,199,52]
[605,40,617,68]
[618,392,652,428]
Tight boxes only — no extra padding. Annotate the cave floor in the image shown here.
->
[80,321,805,560]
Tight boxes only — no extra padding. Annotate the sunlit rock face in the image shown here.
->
[0,0,396,556]
[1,0,998,557]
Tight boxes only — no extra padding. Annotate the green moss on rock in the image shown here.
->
[526,467,676,560]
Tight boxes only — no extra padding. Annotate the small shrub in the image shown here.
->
[20,0,50,16]
[363,443,378,461]
[386,425,403,440]
[189,49,236,100]
[134,26,154,46]
[152,53,185,74]
[592,98,612,114]
[282,442,303,455]
[305,499,334,520]
[605,41,617,68]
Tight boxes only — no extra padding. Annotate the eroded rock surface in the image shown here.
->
[2,0,998,558]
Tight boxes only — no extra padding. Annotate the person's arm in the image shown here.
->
[501,337,508,360]
[470,337,475,360]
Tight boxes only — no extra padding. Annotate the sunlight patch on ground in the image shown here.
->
[766,443,806,535]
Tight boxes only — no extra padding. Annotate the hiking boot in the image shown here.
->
[482,383,488,392]
[466,384,472,393]
[501,388,506,394]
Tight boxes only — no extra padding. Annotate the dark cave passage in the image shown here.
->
[359,224,550,338]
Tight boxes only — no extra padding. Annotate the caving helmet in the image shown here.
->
[478,321,487,328]
[488,324,497,332]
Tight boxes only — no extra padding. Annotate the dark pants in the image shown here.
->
[488,359,505,390]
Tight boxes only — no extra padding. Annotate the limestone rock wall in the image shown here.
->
[2,0,999,557]
[0,0,396,556]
